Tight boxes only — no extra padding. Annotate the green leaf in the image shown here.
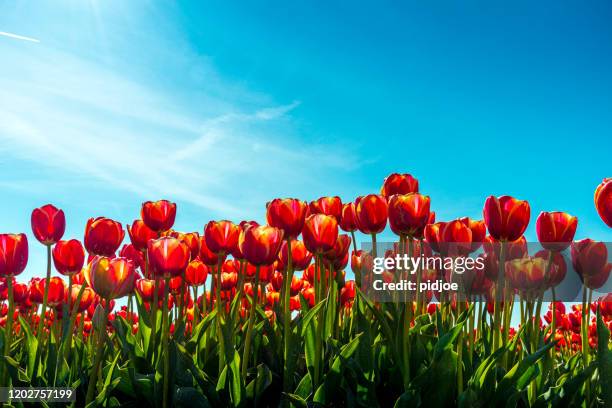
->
[246,363,272,403]
[597,309,612,407]
[18,315,38,381]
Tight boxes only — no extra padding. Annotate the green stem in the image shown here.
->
[283,238,294,395]
[162,275,171,408]
[492,241,506,353]
[241,265,261,380]
[85,301,111,405]
[3,275,15,384]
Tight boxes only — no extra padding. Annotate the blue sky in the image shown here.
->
[1,1,611,282]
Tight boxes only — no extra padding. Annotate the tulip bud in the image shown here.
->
[595,178,612,227]
[483,195,530,242]
[31,204,65,245]
[53,239,85,276]
[141,200,177,232]
[0,233,29,277]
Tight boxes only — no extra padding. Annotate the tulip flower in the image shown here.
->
[266,198,308,239]
[127,220,157,252]
[88,256,136,300]
[388,193,431,238]
[380,173,419,197]
[505,257,547,295]
[204,220,240,255]
[141,200,176,232]
[302,214,339,254]
[339,202,358,232]
[169,231,201,260]
[536,211,578,252]
[310,196,343,220]
[277,240,312,271]
[53,239,85,276]
[238,225,284,267]
[355,195,388,235]
[185,258,208,286]
[0,233,29,277]
[424,222,445,254]
[459,217,486,252]
[84,217,125,256]
[483,195,530,242]
[119,244,145,271]
[595,178,612,227]
[147,237,191,278]
[534,250,567,287]
[571,239,611,290]
[31,204,65,245]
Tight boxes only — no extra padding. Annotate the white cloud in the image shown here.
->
[0,31,40,43]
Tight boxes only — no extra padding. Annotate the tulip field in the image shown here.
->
[1,174,611,407]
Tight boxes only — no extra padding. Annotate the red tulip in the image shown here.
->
[459,217,486,252]
[536,211,578,252]
[84,217,125,256]
[324,234,351,263]
[571,239,611,290]
[440,219,473,257]
[302,214,339,254]
[185,259,208,286]
[135,278,161,302]
[483,195,530,242]
[70,284,95,312]
[380,173,419,197]
[204,220,240,255]
[29,276,66,306]
[88,256,136,300]
[340,280,356,305]
[199,236,220,266]
[141,200,176,232]
[53,239,85,276]
[388,193,431,238]
[505,257,547,293]
[169,231,201,260]
[339,202,358,232]
[119,244,145,271]
[238,225,284,266]
[147,237,190,277]
[0,233,28,277]
[266,198,308,239]
[127,220,157,251]
[220,271,238,290]
[310,196,343,220]
[351,250,373,277]
[31,204,65,245]
[424,222,445,254]
[355,195,388,234]
[534,249,567,287]
[12,282,29,305]
[595,178,612,227]
[277,240,312,271]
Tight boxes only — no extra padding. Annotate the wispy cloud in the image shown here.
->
[0,31,40,43]
[0,39,358,220]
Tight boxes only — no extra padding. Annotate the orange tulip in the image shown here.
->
[147,237,190,277]
[440,219,473,257]
[459,217,486,252]
[266,198,308,239]
[388,193,431,238]
[380,173,419,197]
[595,178,612,227]
[277,240,312,271]
[204,220,240,255]
[84,217,125,256]
[199,236,220,266]
[119,244,145,271]
[0,233,29,277]
[536,211,578,252]
[185,259,208,286]
[88,256,136,300]
[127,220,157,252]
[141,200,176,232]
[309,196,342,220]
[70,284,95,312]
[483,195,530,242]
[170,231,201,260]
[31,204,65,245]
[302,214,339,254]
[339,202,358,232]
[355,195,388,234]
[238,225,284,266]
[135,278,162,302]
[53,239,85,276]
